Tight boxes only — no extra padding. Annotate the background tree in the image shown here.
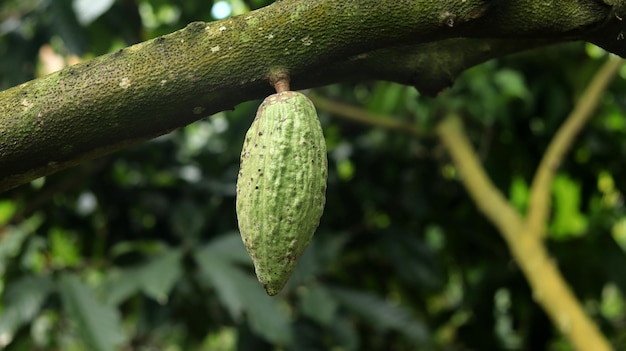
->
[0,1,626,351]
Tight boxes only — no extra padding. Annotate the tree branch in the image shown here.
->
[308,94,424,137]
[526,57,624,240]
[437,115,614,351]
[0,0,624,192]
[436,115,524,240]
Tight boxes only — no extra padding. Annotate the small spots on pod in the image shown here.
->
[119,77,131,89]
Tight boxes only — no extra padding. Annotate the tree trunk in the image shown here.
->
[0,0,624,191]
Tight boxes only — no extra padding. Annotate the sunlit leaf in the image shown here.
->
[58,274,125,351]
[366,82,406,115]
[550,174,588,239]
[612,218,626,252]
[600,284,625,320]
[72,0,114,26]
[494,69,530,101]
[603,108,626,132]
[229,0,251,16]
[509,176,530,213]
[0,200,16,226]
[49,227,81,268]
[337,159,355,181]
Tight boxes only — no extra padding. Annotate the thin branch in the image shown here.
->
[436,114,614,351]
[436,115,524,240]
[526,56,624,239]
[308,94,424,137]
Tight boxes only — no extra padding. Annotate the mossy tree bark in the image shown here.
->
[0,0,624,191]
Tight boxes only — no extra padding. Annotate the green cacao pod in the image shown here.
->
[236,91,327,296]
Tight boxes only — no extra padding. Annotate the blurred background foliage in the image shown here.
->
[1,0,626,350]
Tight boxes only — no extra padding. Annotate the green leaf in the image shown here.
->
[137,249,182,304]
[0,275,53,346]
[49,227,81,268]
[366,82,406,115]
[312,232,350,268]
[494,69,530,100]
[195,250,246,319]
[509,176,530,213]
[337,159,355,181]
[101,249,182,305]
[169,200,206,240]
[109,240,168,259]
[285,232,351,291]
[239,277,292,346]
[241,280,292,345]
[0,200,16,226]
[197,232,252,265]
[284,241,319,290]
[0,216,40,276]
[58,274,125,351]
[329,315,360,351]
[612,218,626,253]
[330,287,430,344]
[49,0,88,55]
[100,268,142,306]
[299,284,338,326]
[603,107,626,132]
[550,174,588,239]
[194,242,293,345]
